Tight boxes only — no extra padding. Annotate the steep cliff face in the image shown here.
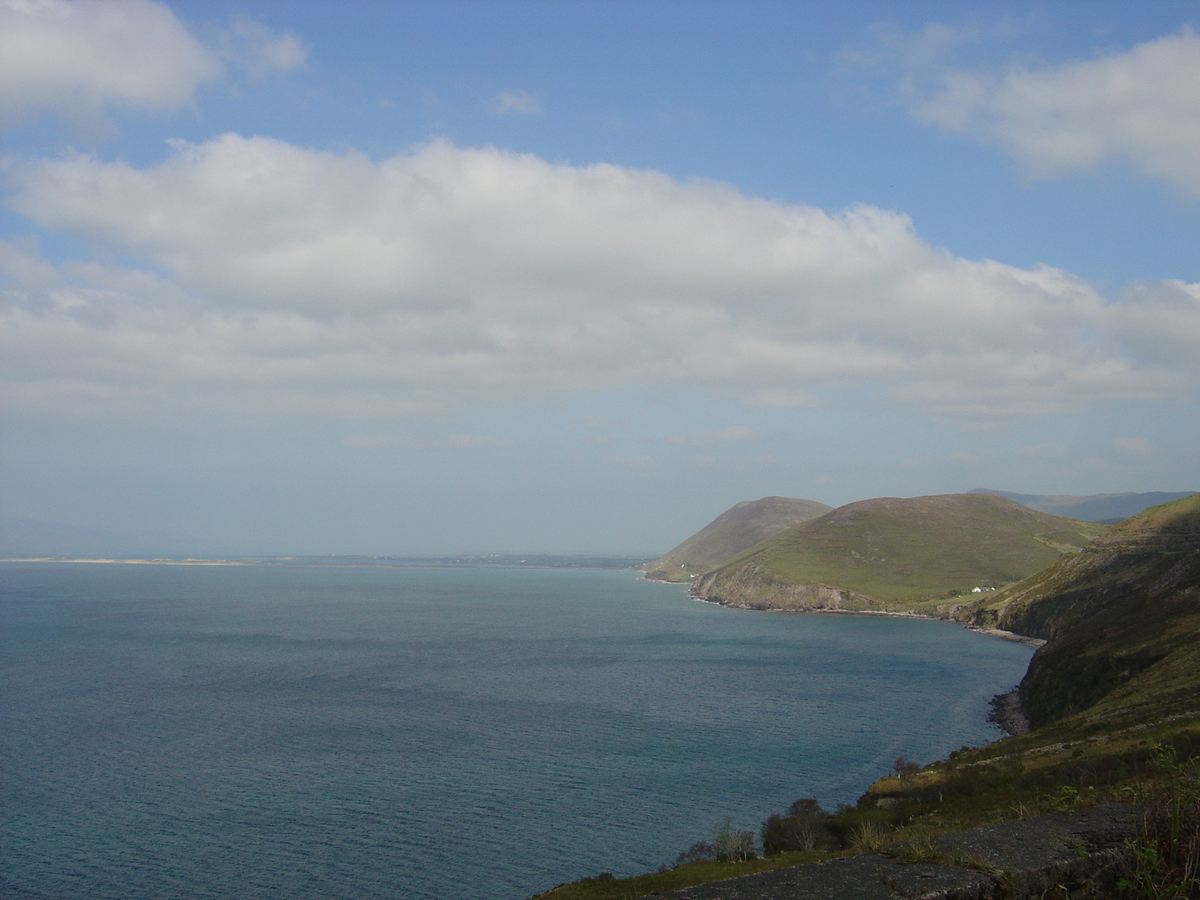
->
[989,495,1200,729]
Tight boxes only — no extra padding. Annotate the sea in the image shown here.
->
[0,562,1034,900]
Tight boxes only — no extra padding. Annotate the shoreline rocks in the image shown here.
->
[988,689,1031,736]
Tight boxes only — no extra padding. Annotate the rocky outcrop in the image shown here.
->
[690,564,879,612]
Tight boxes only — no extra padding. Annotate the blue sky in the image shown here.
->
[2,0,1198,556]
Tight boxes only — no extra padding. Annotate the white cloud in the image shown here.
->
[1113,436,1156,457]
[3,136,1199,427]
[600,455,662,471]
[491,90,542,116]
[1112,279,1200,365]
[667,427,764,447]
[0,0,305,131]
[218,14,306,79]
[341,432,511,451]
[912,27,1200,197]
[839,20,982,74]
[1018,442,1071,459]
[573,415,619,432]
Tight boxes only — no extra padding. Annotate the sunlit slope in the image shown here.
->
[963,493,1200,730]
[644,496,832,582]
[691,493,1106,608]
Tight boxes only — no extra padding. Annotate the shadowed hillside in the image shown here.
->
[644,496,832,583]
[691,493,1106,610]
[962,493,1200,730]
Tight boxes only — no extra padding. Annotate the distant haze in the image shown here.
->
[969,490,1199,523]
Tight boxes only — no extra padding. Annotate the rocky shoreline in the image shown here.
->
[968,626,1047,648]
[987,688,1031,736]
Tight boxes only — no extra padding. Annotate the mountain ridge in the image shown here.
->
[968,488,1197,523]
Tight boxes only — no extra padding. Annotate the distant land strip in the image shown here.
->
[1,554,656,569]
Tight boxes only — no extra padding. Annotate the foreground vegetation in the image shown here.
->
[535,727,1200,899]
[536,495,1200,899]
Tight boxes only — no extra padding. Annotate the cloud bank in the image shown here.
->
[3,136,1198,427]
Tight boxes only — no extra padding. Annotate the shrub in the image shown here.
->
[823,804,896,849]
[1114,743,1200,898]
[761,798,826,854]
[711,817,757,862]
[672,841,714,867]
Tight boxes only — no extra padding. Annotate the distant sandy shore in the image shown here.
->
[2,557,265,566]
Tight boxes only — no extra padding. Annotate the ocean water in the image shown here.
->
[0,562,1033,900]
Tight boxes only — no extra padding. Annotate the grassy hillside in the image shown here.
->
[959,493,1200,730]
[854,494,1200,866]
[644,496,832,582]
[692,493,1106,609]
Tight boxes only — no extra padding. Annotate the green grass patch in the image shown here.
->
[530,850,830,900]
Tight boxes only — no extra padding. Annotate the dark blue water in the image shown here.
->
[0,562,1033,900]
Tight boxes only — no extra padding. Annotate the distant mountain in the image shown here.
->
[691,493,1106,610]
[644,496,833,583]
[968,488,1196,523]
[962,493,1200,730]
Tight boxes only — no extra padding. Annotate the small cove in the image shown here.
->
[1,562,1034,900]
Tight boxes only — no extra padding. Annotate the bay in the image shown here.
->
[0,562,1033,900]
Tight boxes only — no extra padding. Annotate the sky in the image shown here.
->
[1,0,1199,557]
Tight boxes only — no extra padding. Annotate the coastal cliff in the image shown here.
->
[689,566,880,612]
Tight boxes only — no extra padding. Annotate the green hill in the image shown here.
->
[644,496,832,583]
[692,493,1106,610]
[962,492,1200,730]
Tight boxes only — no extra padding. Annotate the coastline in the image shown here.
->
[664,578,1045,646]
[967,626,1047,648]
[988,689,1032,736]
[642,574,692,586]
[660,575,1043,740]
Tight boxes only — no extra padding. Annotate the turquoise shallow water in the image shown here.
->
[0,562,1033,900]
